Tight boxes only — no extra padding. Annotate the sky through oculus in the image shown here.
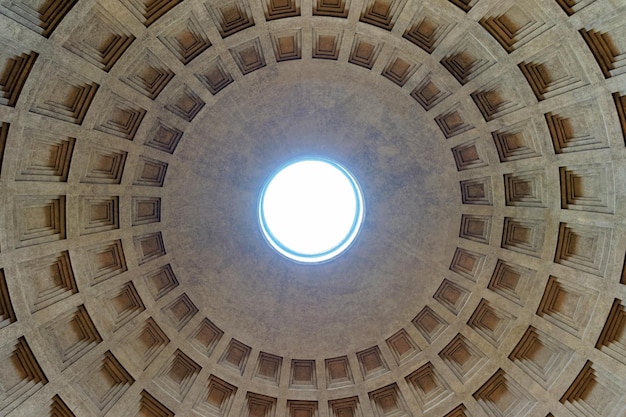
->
[259,158,364,263]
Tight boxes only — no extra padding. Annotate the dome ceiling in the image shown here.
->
[0,0,625,416]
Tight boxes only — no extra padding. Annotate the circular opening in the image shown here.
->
[259,157,364,264]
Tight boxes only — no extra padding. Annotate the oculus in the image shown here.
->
[258,157,364,263]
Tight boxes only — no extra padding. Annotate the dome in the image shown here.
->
[0,0,625,416]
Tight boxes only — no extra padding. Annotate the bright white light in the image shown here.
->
[259,158,364,263]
